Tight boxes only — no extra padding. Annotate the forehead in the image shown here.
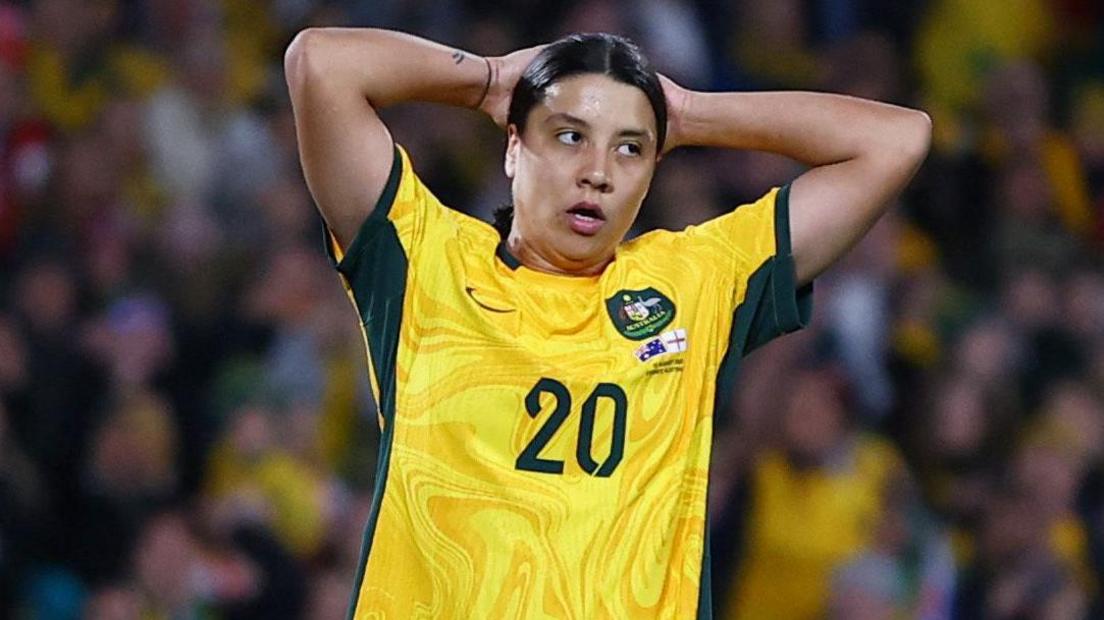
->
[534,73,656,138]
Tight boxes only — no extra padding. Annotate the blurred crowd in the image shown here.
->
[0,0,1102,618]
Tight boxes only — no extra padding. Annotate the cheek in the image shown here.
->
[511,160,557,230]
[611,168,654,220]
[632,175,653,205]
[514,161,544,205]
[620,159,655,191]
[517,153,571,201]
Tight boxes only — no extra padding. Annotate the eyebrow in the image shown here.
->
[544,112,653,141]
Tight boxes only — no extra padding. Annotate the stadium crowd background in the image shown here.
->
[0,0,1103,617]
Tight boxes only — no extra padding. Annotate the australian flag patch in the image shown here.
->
[634,328,688,362]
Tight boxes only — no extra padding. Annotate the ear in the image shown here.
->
[504,124,520,179]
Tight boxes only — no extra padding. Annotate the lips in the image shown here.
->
[566,202,606,236]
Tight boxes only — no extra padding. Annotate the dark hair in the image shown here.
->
[494,32,667,239]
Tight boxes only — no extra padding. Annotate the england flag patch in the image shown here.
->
[635,328,688,362]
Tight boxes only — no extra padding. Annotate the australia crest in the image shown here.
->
[605,287,676,340]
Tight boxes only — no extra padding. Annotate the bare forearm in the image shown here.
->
[676,91,930,167]
[283,28,539,245]
[665,88,930,284]
[285,27,488,109]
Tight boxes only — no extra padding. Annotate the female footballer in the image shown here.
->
[285,27,929,619]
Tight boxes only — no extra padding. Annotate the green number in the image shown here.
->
[576,383,627,477]
[515,378,571,474]
[516,379,627,477]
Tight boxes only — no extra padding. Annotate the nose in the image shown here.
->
[578,148,613,193]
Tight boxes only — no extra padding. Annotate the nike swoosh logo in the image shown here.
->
[465,287,516,314]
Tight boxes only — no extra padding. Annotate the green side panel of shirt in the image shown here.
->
[321,146,406,620]
[702,183,813,619]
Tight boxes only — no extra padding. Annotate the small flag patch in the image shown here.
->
[660,328,688,352]
[634,328,688,362]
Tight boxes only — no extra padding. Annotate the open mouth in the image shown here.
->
[565,203,606,236]
[567,204,606,222]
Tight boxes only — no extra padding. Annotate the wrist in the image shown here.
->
[676,91,756,150]
[473,56,493,109]
[665,86,694,152]
[477,55,509,126]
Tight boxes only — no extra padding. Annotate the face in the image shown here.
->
[505,73,659,275]
[781,372,846,463]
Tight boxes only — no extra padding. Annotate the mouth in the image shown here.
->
[565,202,606,236]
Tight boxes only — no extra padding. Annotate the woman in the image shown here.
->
[285,28,929,619]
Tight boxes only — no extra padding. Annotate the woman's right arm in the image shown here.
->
[284,28,492,248]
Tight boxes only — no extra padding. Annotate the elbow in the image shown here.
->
[284,28,332,92]
[903,109,933,166]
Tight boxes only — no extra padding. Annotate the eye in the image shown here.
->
[617,142,642,157]
[556,130,583,145]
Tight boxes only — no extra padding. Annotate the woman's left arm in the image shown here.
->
[663,81,932,286]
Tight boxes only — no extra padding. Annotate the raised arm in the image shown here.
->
[663,83,931,285]
[284,28,493,248]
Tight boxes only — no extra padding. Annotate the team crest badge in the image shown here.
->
[605,287,676,340]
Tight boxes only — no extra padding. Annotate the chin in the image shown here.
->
[552,244,613,271]
[557,237,613,266]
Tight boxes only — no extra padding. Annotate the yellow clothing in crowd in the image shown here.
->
[916,0,1055,119]
[725,436,903,619]
[205,439,329,558]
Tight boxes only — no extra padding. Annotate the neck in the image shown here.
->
[506,231,610,277]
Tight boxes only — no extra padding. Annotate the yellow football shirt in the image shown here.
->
[326,145,812,619]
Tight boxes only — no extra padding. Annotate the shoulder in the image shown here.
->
[389,145,498,239]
